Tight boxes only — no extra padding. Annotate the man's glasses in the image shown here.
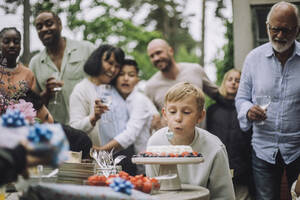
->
[267,23,297,35]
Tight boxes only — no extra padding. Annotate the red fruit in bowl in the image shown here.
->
[135,179,143,191]
[87,175,107,186]
[143,177,150,182]
[142,181,153,193]
[119,171,129,177]
[105,177,115,185]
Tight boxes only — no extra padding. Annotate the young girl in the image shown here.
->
[207,69,253,200]
[0,27,35,94]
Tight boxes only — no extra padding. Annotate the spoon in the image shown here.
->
[113,155,126,169]
[90,149,104,168]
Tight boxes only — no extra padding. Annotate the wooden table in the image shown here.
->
[152,184,209,200]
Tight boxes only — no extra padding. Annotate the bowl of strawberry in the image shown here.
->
[86,171,160,194]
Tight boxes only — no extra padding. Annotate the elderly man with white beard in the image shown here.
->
[235,1,300,200]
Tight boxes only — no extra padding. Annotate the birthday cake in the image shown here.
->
[147,145,192,154]
[136,145,202,157]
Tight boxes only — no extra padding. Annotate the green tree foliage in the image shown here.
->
[205,0,233,108]
[212,0,234,85]
[118,0,197,54]
[2,0,199,80]
[175,45,199,63]
[214,20,233,85]
[0,0,21,13]
[32,0,162,79]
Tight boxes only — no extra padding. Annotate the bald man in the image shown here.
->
[145,39,219,128]
[235,2,300,199]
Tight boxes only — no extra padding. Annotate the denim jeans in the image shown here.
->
[252,149,300,200]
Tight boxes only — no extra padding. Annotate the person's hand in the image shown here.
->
[150,114,161,134]
[90,99,109,126]
[20,141,53,167]
[40,77,64,105]
[247,105,267,122]
[92,145,104,151]
[45,77,64,96]
[19,140,54,179]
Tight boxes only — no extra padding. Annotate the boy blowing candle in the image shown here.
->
[146,82,235,200]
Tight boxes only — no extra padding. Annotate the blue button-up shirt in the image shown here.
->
[235,41,300,164]
[98,87,129,145]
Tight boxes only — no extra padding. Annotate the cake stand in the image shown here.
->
[132,157,204,191]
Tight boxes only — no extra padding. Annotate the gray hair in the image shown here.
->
[266,1,300,27]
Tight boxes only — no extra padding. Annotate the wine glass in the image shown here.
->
[255,95,271,125]
[37,164,44,182]
[51,72,62,105]
[98,85,113,123]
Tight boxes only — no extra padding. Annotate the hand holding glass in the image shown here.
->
[51,72,62,105]
[255,96,271,125]
[98,85,113,122]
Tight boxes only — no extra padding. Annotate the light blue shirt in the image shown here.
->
[98,87,129,145]
[235,41,300,164]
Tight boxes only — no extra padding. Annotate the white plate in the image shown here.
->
[132,157,204,165]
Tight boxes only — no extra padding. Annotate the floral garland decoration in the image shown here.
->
[8,99,36,124]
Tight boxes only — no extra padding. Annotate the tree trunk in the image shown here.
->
[21,0,30,66]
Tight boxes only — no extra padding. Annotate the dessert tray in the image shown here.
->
[132,156,204,191]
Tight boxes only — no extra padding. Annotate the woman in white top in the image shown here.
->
[69,45,139,175]
[69,44,125,146]
[94,59,159,174]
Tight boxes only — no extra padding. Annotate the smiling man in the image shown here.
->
[29,11,95,124]
[145,39,219,129]
[235,2,300,199]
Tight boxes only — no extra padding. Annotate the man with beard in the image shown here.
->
[235,2,300,199]
[145,39,219,128]
[29,11,95,124]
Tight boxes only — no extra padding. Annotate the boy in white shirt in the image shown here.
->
[146,82,235,200]
[95,59,159,174]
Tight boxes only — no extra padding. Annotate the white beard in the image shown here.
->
[268,29,296,53]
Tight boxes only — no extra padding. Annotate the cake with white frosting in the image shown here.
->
[146,145,193,154]
[136,145,202,157]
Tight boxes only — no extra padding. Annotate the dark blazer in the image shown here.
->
[207,97,252,184]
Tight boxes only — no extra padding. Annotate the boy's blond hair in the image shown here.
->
[219,68,241,97]
[164,82,205,112]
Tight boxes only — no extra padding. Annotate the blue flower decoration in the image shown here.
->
[27,123,53,143]
[109,177,134,195]
[1,109,27,127]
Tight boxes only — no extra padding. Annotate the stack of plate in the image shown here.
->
[57,162,95,185]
